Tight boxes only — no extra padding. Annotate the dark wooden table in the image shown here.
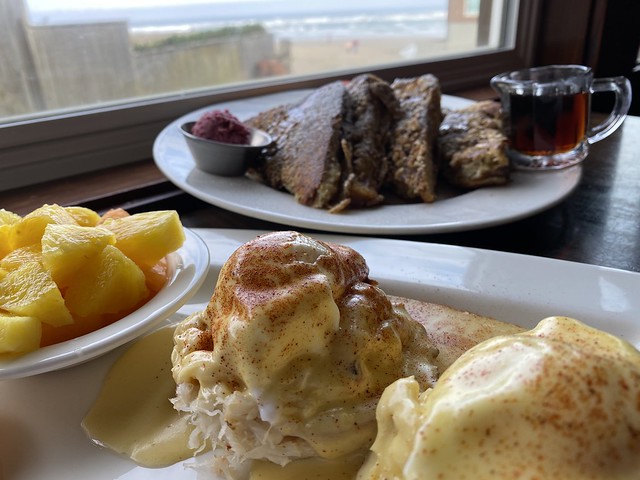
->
[171,114,640,273]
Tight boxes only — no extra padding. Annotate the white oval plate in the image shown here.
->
[0,228,210,380]
[1,229,638,479]
[153,91,583,235]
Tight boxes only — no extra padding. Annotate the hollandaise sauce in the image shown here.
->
[82,326,195,467]
[250,455,364,480]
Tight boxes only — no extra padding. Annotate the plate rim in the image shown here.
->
[0,228,210,380]
[189,228,640,348]
[153,91,583,235]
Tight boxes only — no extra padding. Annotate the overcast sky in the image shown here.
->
[27,0,262,11]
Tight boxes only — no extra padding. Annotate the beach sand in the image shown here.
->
[285,24,479,75]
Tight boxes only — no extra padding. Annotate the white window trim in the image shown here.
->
[0,0,538,192]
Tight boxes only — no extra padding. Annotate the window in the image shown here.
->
[0,0,537,192]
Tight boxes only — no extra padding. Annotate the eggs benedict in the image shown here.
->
[171,231,439,478]
[358,316,640,480]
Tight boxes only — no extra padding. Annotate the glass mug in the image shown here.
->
[490,65,632,170]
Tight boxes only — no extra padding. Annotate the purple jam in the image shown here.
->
[192,109,251,145]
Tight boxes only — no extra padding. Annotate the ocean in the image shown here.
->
[28,0,448,41]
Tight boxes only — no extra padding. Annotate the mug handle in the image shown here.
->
[588,76,632,144]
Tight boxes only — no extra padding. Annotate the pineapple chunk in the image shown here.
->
[0,226,13,260]
[0,244,42,271]
[65,206,102,227]
[41,224,116,288]
[65,245,149,317]
[0,261,73,327]
[0,209,21,259]
[0,314,42,354]
[12,204,78,249]
[102,210,185,266]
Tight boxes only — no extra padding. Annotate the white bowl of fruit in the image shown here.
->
[0,205,209,379]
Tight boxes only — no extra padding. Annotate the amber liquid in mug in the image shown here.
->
[508,92,589,155]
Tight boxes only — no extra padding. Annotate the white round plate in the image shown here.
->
[0,228,210,380]
[1,229,638,480]
[153,91,583,235]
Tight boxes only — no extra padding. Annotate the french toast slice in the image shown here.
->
[387,74,443,203]
[438,100,510,189]
[247,81,347,209]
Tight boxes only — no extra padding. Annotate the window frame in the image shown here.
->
[0,0,541,192]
